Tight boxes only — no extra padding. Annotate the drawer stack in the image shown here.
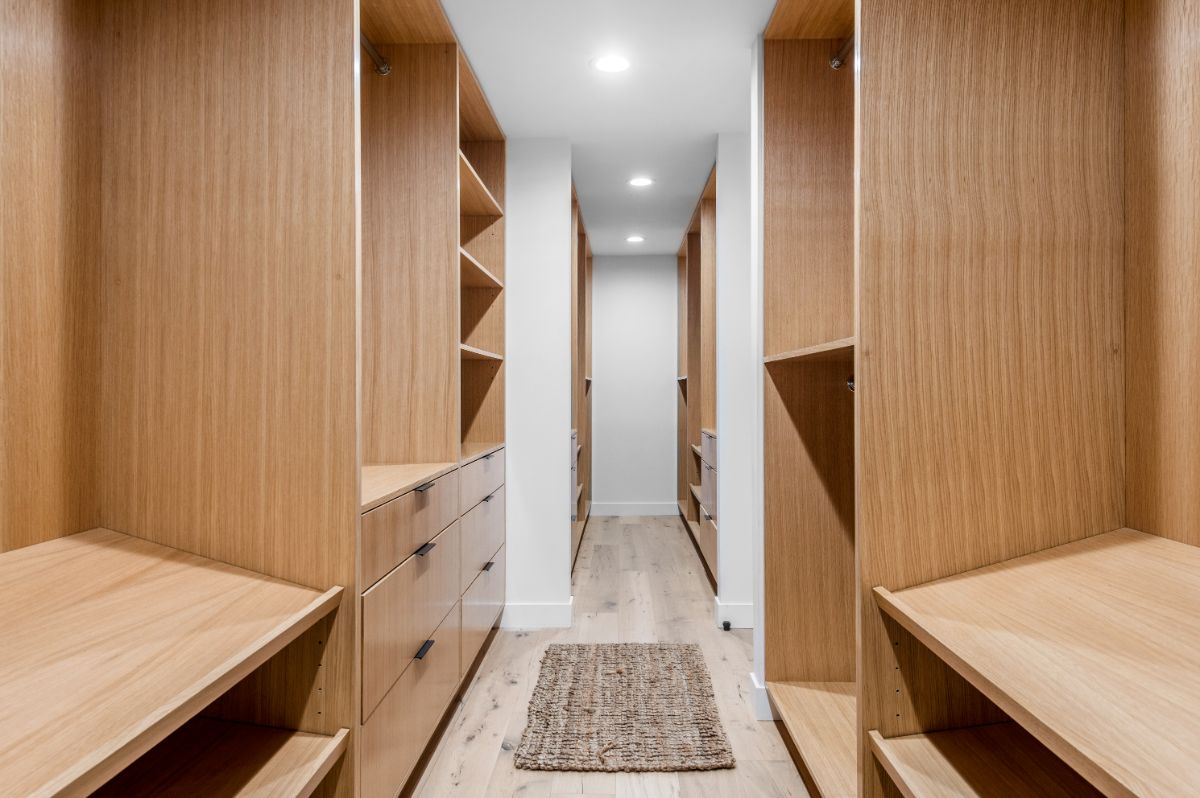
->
[359,448,506,797]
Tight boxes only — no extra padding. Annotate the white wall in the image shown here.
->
[591,256,679,516]
[504,138,574,629]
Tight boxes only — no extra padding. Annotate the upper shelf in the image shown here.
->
[874,528,1200,798]
[0,528,343,796]
[361,462,458,513]
[764,336,855,365]
[459,150,503,217]
[460,343,503,362]
[460,247,503,290]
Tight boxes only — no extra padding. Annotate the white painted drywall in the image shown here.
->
[591,256,680,516]
[504,139,575,629]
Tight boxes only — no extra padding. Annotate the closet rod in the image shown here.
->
[830,35,854,70]
[360,33,391,76]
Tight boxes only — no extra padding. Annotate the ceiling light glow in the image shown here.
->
[628,176,653,187]
[626,235,645,244]
[593,54,630,73]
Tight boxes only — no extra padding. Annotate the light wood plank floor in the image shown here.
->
[413,515,809,797]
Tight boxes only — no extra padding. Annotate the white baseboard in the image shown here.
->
[501,596,574,629]
[714,597,754,629]
[751,671,776,721]
[590,501,678,517]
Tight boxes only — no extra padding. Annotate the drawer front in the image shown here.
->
[362,469,459,588]
[699,519,718,580]
[361,602,461,798]
[462,545,505,676]
[460,448,504,514]
[362,521,460,719]
[700,430,717,468]
[701,462,717,523]
[460,486,505,594]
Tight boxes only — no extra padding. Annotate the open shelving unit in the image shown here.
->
[569,191,595,569]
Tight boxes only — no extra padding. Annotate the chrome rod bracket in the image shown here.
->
[360,33,391,76]
[831,35,855,70]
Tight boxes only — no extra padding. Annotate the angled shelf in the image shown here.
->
[460,343,503,362]
[0,529,343,797]
[459,150,503,217]
[459,247,503,290]
[766,682,857,798]
[764,337,856,365]
[461,441,504,465]
[361,462,458,513]
[874,528,1200,798]
[94,720,349,798]
[869,725,1102,798]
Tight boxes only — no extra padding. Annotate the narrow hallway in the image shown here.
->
[415,516,806,797]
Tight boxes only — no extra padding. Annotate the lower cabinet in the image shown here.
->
[462,544,505,675]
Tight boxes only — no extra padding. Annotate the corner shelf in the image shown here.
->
[764,337,855,365]
[874,528,1200,797]
[461,441,504,465]
[361,462,458,513]
[460,247,503,290]
[94,720,349,797]
[459,150,503,217]
[460,343,503,362]
[869,725,1102,798]
[0,529,343,797]
[766,682,857,798]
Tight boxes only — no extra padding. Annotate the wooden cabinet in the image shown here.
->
[460,448,505,514]
[461,486,506,593]
[462,544,506,675]
[362,468,459,588]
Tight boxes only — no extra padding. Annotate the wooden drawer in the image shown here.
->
[701,461,717,524]
[460,448,504,514]
[361,602,461,798]
[460,486,505,594]
[698,518,718,580]
[462,545,505,676]
[361,521,460,719]
[700,430,717,468]
[362,468,458,589]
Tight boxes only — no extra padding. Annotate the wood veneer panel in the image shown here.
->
[360,0,456,45]
[763,40,853,355]
[857,3,1125,792]
[764,0,854,39]
[766,682,856,798]
[0,0,100,551]
[700,198,717,432]
[459,50,504,143]
[1125,0,1200,547]
[685,233,703,506]
[462,361,505,453]
[677,253,689,507]
[362,44,459,465]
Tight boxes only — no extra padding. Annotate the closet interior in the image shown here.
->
[675,169,719,586]
[571,189,595,570]
[763,0,1200,797]
[0,0,506,794]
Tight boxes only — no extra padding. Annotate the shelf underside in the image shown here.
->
[361,462,457,512]
[767,681,857,798]
[875,527,1200,797]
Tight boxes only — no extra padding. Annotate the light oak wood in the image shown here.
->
[94,720,349,798]
[362,522,460,720]
[460,448,505,514]
[0,529,342,796]
[700,197,718,433]
[459,247,503,290]
[764,337,855,365]
[459,150,504,217]
[766,682,856,798]
[874,528,1200,798]
[461,487,505,593]
[361,468,459,588]
[458,50,504,143]
[462,545,506,675]
[764,0,853,39]
[360,0,455,45]
[700,429,717,467]
[869,725,1103,798]
[460,441,505,465]
[360,462,457,513]
[460,343,504,361]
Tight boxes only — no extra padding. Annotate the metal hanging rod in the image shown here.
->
[360,33,391,76]
[830,35,855,70]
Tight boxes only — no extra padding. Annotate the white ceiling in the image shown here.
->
[442,0,776,255]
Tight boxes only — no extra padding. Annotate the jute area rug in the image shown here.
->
[513,642,736,772]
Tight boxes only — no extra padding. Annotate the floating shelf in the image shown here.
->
[94,720,349,798]
[0,529,343,797]
[869,724,1102,798]
[460,343,503,362]
[874,528,1200,797]
[461,441,504,465]
[361,462,457,513]
[459,150,503,217]
[766,682,857,798]
[459,247,503,290]
[764,336,856,365]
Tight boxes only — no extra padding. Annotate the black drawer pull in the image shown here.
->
[414,541,436,557]
[483,452,495,460]
[482,561,495,572]
[415,639,435,660]
[414,481,436,493]
[482,493,494,503]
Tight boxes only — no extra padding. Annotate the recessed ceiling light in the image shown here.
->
[628,176,653,187]
[593,54,630,73]
[626,235,645,244]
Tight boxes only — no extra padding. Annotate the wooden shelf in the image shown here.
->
[94,719,349,797]
[766,682,857,798]
[459,247,503,290]
[576,444,582,458]
[689,483,703,505]
[575,484,583,502]
[764,337,856,365]
[461,441,504,465]
[701,427,716,438]
[677,499,688,517]
[459,150,503,217]
[0,529,343,797]
[874,528,1200,798]
[691,444,702,458]
[460,343,503,362]
[361,462,457,513]
[677,375,688,381]
[869,724,1102,798]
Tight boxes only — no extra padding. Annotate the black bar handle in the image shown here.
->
[482,561,495,572]
[414,481,436,493]
[482,492,494,503]
[415,541,436,557]
[415,639,435,659]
